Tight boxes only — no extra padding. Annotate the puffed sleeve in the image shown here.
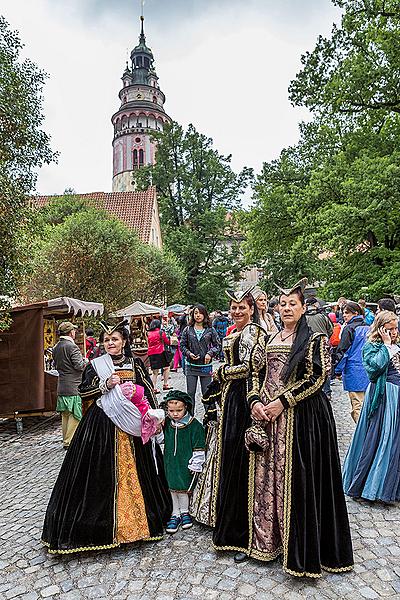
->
[277,334,331,409]
[214,324,265,383]
[247,336,267,409]
[78,363,102,402]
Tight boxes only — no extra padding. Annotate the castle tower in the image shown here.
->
[111,15,171,191]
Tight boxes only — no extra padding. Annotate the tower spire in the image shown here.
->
[140,1,145,42]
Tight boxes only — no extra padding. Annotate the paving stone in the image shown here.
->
[39,586,60,598]
[237,583,257,596]
[358,588,379,599]
[1,374,399,600]
[5,587,28,600]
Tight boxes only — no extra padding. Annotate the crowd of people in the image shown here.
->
[43,283,400,580]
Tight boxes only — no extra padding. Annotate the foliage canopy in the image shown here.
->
[244,0,400,300]
[133,122,252,308]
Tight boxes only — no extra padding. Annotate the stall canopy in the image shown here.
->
[110,301,163,318]
[165,304,186,314]
[12,297,104,317]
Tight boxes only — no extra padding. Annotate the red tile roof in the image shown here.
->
[33,187,157,244]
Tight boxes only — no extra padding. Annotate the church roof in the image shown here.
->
[33,187,158,245]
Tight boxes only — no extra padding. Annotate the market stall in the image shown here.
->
[0,297,103,431]
[110,301,163,364]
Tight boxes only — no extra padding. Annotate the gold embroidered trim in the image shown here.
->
[283,566,322,579]
[289,336,328,405]
[249,546,283,562]
[211,379,231,527]
[247,450,256,554]
[282,407,294,573]
[203,391,220,402]
[42,539,119,554]
[285,391,296,408]
[322,564,354,573]
[42,535,163,555]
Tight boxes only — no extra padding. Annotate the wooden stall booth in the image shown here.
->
[0,297,104,431]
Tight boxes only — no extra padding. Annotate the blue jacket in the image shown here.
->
[335,317,370,391]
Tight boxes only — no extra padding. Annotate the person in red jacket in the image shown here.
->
[147,319,172,393]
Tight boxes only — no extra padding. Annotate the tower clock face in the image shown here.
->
[136,93,142,99]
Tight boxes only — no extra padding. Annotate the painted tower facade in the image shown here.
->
[111,16,171,191]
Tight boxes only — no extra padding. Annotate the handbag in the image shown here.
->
[244,420,271,453]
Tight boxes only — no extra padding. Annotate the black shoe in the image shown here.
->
[234,552,248,563]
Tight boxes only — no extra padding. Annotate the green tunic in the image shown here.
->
[163,416,205,492]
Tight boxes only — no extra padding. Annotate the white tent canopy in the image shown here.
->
[110,301,163,318]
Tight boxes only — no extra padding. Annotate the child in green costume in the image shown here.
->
[161,390,205,533]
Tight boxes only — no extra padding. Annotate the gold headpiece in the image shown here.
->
[273,277,308,296]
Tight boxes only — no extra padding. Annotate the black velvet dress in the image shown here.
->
[42,355,171,554]
[209,324,265,550]
[246,332,354,577]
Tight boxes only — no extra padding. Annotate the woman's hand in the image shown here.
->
[189,352,200,360]
[265,399,284,423]
[379,326,391,345]
[204,353,212,364]
[251,401,268,421]
[107,374,121,389]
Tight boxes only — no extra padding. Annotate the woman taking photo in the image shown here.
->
[242,279,353,577]
[42,321,171,554]
[180,304,220,406]
[147,318,172,393]
[252,287,279,334]
[343,311,400,504]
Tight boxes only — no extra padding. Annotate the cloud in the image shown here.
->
[2,0,340,196]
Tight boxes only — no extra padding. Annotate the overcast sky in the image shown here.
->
[2,0,340,197]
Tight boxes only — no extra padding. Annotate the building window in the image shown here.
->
[133,149,138,168]
[139,149,144,166]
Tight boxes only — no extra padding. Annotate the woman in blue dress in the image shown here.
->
[343,310,400,504]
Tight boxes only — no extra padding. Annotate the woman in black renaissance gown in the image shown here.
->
[245,279,353,577]
[42,322,171,554]
[192,289,264,561]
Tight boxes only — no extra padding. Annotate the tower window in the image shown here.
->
[133,149,138,168]
[139,149,144,166]
[152,96,157,103]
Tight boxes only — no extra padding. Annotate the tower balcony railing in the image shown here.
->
[113,125,163,138]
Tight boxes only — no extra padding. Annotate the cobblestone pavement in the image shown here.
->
[1,372,399,600]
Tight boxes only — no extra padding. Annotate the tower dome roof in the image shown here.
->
[130,16,153,60]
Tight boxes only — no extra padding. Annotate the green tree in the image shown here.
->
[24,202,184,313]
[133,122,252,307]
[0,17,56,319]
[245,1,400,300]
[289,1,400,123]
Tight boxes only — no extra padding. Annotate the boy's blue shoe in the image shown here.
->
[166,515,181,534]
[180,512,193,530]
